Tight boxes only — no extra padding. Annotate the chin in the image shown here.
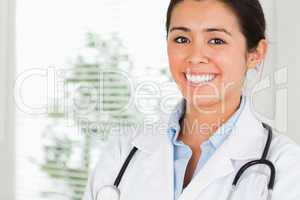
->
[183,92,222,113]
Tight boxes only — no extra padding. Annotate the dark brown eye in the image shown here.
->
[209,38,226,45]
[174,36,190,44]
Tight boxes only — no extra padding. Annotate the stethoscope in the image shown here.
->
[96,122,276,200]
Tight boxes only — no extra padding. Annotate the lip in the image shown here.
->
[185,72,219,75]
[185,67,220,74]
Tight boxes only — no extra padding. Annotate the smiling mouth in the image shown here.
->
[184,73,217,85]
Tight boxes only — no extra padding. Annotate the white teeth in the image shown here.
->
[185,73,216,84]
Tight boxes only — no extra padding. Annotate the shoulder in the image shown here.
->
[83,112,171,199]
[269,132,300,199]
[82,125,140,200]
[93,124,141,171]
[270,132,300,163]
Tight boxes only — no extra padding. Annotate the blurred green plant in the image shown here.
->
[39,32,137,200]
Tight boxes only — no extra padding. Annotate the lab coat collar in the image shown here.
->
[224,97,266,160]
[131,97,266,160]
[131,113,171,154]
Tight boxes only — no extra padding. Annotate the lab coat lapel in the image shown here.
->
[178,99,267,200]
[130,114,174,200]
[177,142,235,200]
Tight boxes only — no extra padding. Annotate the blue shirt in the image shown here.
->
[167,96,246,199]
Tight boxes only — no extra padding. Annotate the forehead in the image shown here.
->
[170,0,241,33]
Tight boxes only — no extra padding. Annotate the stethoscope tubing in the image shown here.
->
[99,122,276,199]
[232,123,276,190]
[232,159,276,190]
[113,146,138,187]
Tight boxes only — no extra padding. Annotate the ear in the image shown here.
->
[246,39,268,70]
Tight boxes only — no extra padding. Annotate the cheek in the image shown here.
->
[216,50,247,78]
[167,45,185,76]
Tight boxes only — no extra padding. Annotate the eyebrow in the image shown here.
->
[169,26,232,37]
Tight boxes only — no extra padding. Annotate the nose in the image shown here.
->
[186,44,209,65]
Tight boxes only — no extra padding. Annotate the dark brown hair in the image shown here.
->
[166,0,266,51]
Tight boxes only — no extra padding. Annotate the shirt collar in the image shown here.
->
[167,96,246,148]
[167,97,186,142]
[209,95,245,148]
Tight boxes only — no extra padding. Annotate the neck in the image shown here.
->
[179,93,242,145]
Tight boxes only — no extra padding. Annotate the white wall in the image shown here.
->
[276,0,300,144]
[0,0,16,199]
[250,0,277,134]
[250,1,300,144]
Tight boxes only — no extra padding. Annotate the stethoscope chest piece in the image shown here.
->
[97,185,120,200]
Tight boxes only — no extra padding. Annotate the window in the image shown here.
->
[15,0,176,200]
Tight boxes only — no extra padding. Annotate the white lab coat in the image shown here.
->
[83,100,300,200]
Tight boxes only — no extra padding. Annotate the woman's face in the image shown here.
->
[167,0,257,109]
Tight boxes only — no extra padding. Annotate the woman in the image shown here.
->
[83,0,300,199]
